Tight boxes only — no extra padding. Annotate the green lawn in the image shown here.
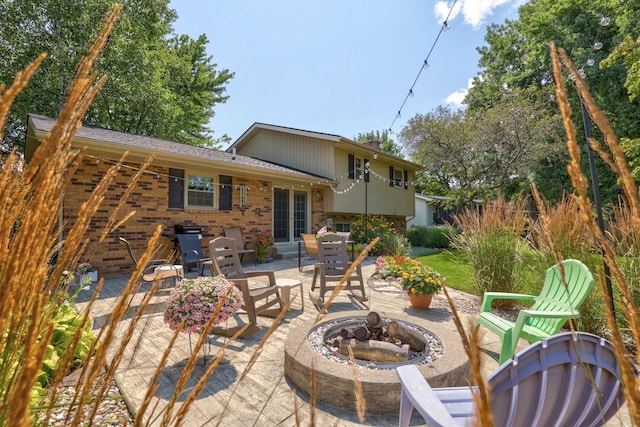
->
[416,250,476,294]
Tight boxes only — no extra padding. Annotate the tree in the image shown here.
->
[401,92,562,206]
[0,0,233,151]
[353,129,403,158]
[463,0,639,204]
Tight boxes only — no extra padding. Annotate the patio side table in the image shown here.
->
[276,278,304,310]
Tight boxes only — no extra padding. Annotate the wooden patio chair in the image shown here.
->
[209,237,283,331]
[396,332,625,427]
[176,233,212,275]
[223,227,255,262]
[476,258,595,364]
[311,233,367,304]
[118,236,184,285]
[299,233,319,271]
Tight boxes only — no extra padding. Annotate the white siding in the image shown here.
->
[407,197,435,228]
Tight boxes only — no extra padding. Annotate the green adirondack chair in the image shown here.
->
[476,259,595,364]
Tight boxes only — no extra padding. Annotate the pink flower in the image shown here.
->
[163,276,243,334]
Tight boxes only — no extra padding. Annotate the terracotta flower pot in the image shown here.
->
[409,293,433,310]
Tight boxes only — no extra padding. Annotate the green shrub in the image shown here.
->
[407,225,451,248]
[381,233,412,257]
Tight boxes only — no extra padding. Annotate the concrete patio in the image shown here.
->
[73,256,632,426]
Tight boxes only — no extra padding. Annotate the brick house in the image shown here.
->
[25,115,420,277]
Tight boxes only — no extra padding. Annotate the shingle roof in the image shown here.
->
[28,114,325,180]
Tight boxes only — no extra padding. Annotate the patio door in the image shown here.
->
[273,188,307,243]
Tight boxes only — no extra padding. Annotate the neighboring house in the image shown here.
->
[25,116,420,277]
[408,193,483,228]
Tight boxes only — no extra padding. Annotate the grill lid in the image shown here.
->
[174,224,202,234]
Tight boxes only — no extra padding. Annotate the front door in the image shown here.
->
[273,188,308,243]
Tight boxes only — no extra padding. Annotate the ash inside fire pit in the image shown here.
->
[307,311,443,369]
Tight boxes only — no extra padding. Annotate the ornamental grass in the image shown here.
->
[0,6,289,426]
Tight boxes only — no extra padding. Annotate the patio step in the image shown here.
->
[273,243,301,260]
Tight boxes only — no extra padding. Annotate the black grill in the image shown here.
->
[174,224,202,234]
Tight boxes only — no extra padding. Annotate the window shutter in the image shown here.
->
[404,170,408,189]
[364,158,370,182]
[389,166,395,187]
[219,175,233,210]
[348,154,355,179]
[168,168,184,208]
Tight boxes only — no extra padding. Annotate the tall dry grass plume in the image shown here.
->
[450,195,529,301]
[528,190,604,334]
[0,5,280,426]
[550,41,639,424]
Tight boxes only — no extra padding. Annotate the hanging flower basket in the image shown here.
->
[163,276,243,334]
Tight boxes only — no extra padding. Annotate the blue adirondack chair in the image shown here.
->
[476,258,594,364]
[396,332,625,427]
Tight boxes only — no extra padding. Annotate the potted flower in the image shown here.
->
[163,275,243,334]
[374,256,445,309]
[254,231,274,263]
[75,262,98,285]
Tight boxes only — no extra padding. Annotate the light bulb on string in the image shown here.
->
[578,68,586,79]
[599,14,611,26]
[586,58,595,66]
[594,41,603,50]
[408,89,414,97]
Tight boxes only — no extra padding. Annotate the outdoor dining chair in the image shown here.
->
[223,227,255,262]
[396,332,625,427]
[118,236,183,285]
[176,233,213,275]
[299,233,319,271]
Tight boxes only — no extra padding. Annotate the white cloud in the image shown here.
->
[445,78,475,107]
[435,0,512,29]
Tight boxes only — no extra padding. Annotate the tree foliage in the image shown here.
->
[401,91,563,206]
[0,0,234,151]
[462,0,639,204]
[353,129,403,158]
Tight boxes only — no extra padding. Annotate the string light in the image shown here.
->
[83,153,415,200]
[568,4,614,81]
[387,0,458,134]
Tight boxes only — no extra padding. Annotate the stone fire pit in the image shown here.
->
[284,311,470,413]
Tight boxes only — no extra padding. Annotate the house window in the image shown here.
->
[348,154,364,180]
[355,157,362,180]
[187,174,215,208]
[394,168,404,186]
[335,222,351,233]
[389,166,409,189]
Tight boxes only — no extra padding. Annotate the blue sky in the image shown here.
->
[168,1,523,147]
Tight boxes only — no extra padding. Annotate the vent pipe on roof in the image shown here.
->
[232,147,236,160]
